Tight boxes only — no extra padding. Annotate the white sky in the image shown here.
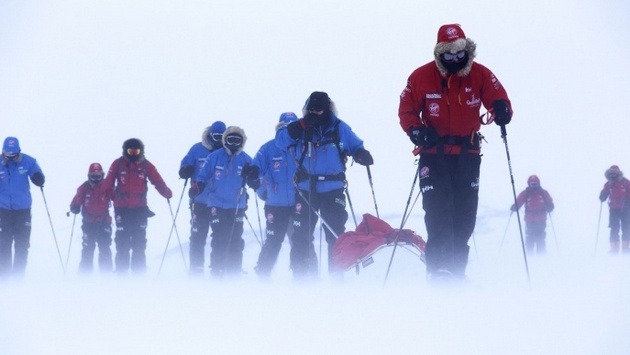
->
[1,1,629,354]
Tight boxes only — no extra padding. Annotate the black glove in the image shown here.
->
[599,193,607,202]
[189,182,206,198]
[31,172,45,187]
[70,205,81,214]
[354,148,373,166]
[247,178,261,190]
[179,165,195,179]
[492,100,512,126]
[287,121,304,140]
[510,204,517,212]
[240,164,260,180]
[409,127,439,148]
[546,204,554,213]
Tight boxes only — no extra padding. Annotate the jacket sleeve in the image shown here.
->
[599,183,609,201]
[398,75,425,135]
[544,190,554,211]
[70,183,86,208]
[338,121,365,156]
[146,161,172,199]
[480,65,512,117]
[515,190,526,209]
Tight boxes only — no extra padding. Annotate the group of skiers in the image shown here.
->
[1,23,628,284]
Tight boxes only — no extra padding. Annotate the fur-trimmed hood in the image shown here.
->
[605,165,624,180]
[222,126,247,155]
[201,126,213,150]
[433,24,477,78]
[302,92,339,117]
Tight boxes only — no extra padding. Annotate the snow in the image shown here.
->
[1,0,630,354]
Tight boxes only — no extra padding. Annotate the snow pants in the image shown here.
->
[0,208,31,278]
[419,154,480,278]
[525,220,546,254]
[79,221,113,273]
[290,189,347,279]
[189,203,212,272]
[608,207,630,243]
[114,207,149,275]
[209,207,245,277]
[255,205,293,277]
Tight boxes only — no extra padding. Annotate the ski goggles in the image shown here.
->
[89,174,104,183]
[528,183,539,187]
[126,148,142,156]
[224,135,242,146]
[210,133,223,142]
[441,50,466,63]
[3,151,18,160]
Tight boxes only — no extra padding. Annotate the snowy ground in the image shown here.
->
[1,0,629,354]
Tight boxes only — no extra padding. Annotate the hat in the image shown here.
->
[278,112,298,124]
[437,24,466,44]
[122,138,144,160]
[605,165,622,179]
[88,163,104,175]
[304,92,331,112]
[3,137,20,155]
[210,121,227,135]
[527,175,540,186]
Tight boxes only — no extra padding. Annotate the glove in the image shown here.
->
[31,172,45,187]
[70,205,81,214]
[510,204,517,212]
[492,100,512,126]
[163,188,173,199]
[247,178,261,190]
[240,164,260,180]
[409,127,439,148]
[287,121,304,140]
[599,193,607,202]
[354,148,374,166]
[546,204,554,213]
[189,182,206,198]
[179,165,195,179]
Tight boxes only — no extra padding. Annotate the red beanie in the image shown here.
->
[88,162,103,175]
[437,24,466,44]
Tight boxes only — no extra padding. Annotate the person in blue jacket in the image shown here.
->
[0,137,45,279]
[276,92,374,280]
[179,121,226,275]
[194,126,258,278]
[252,112,299,278]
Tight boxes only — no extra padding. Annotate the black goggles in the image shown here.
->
[210,133,223,142]
[225,135,242,146]
[442,50,466,63]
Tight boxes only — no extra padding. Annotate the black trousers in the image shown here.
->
[114,207,149,274]
[609,208,630,243]
[419,154,480,277]
[189,203,212,271]
[255,205,293,276]
[209,207,245,276]
[79,221,113,273]
[291,189,347,278]
[0,208,31,278]
[525,220,546,254]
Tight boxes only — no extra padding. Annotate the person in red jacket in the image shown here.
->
[511,175,554,255]
[69,163,115,274]
[398,24,512,283]
[104,138,173,275]
[599,165,630,253]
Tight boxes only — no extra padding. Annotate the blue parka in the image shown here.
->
[180,128,217,204]
[0,154,44,210]
[275,113,365,193]
[196,126,253,210]
[253,139,298,207]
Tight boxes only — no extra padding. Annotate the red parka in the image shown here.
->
[104,156,172,208]
[600,177,630,210]
[399,61,511,155]
[70,180,114,223]
[514,187,554,222]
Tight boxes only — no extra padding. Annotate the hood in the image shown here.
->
[222,126,247,155]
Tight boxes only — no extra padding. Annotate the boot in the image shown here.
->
[609,241,620,254]
[622,241,630,253]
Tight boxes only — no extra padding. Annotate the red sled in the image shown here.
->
[332,213,426,273]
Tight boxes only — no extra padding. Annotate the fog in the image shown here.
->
[1,1,629,354]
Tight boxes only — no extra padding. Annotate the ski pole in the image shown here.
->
[244,213,263,247]
[548,212,559,254]
[594,202,603,256]
[383,163,420,288]
[167,199,187,269]
[500,125,530,285]
[498,211,513,254]
[222,176,248,276]
[40,187,66,275]
[157,179,188,278]
[65,211,77,271]
[254,193,264,244]
[366,166,380,219]
[344,183,358,229]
